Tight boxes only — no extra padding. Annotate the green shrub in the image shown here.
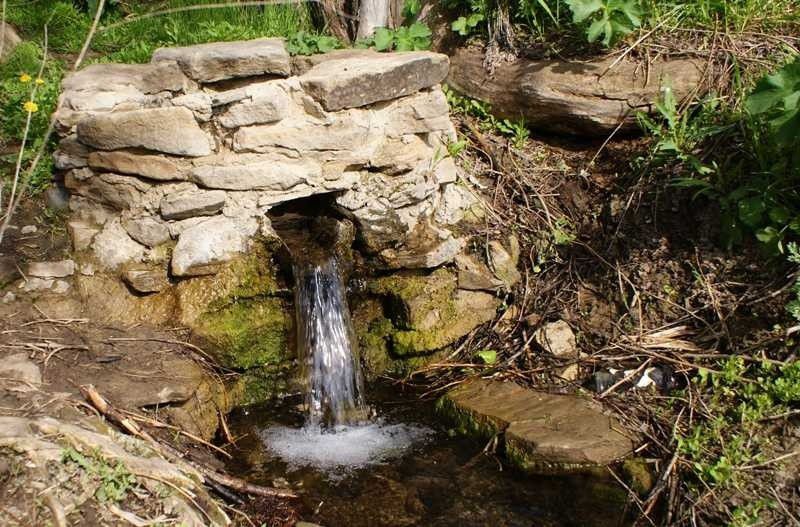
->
[639,57,800,254]
[285,31,342,56]
[564,0,643,46]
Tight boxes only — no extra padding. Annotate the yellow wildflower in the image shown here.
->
[19,73,31,83]
[35,78,45,85]
[23,101,39,113]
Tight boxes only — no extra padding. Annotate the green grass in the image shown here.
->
[0,42,64,195]
[446,0,799,45]
[8,0,314,63]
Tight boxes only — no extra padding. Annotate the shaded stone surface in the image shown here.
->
[53,135,91,170]
[0,353,42,385]
[439,379,634,469]
[0,22,21,61]
[122,216,171,247]
[152,38,291,83]
[122,265,170,293]
[77,107,212,157]
[300,51,449,111]
[368,269,499,356]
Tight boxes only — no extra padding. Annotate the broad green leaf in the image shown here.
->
[738,197,766,227]
[402,0,422,21]
[564,0,604,23]
[746,57,800,115]
[452,17,468,35]
[476,349,497,365]
[769,206,792,224]
[618,0,642,25]
[373,27,395,51]
[408,22,432,40]
[586,18,608,43]
[467,13,485,27]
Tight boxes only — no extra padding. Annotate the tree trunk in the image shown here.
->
[357,0,391,39]
[318,0,352,43]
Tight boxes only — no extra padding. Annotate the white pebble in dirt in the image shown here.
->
[260,421,432,476]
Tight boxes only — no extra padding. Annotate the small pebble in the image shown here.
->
[2,291,15,304]
[52,280,70,294]
[20,225,37,235]
[80,263,95,276]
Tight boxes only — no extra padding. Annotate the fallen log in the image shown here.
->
[447,46,705,136]
[80,384,298,500]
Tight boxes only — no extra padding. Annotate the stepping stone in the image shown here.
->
[439,379,634,470]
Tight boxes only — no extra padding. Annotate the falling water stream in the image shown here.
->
[294,258,366,427]
[259,254,431,475]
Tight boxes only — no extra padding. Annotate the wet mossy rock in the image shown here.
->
[437,379,636,473]
[366,269,499,357]
[173,242,292,368]
[193,297,292,370]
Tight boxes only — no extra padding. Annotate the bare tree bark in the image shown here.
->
[318,0,351,42]
[357,0,391,38]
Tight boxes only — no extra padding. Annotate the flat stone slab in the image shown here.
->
[122,265,170,294]
[88,151,187,181]
[299,51,450,111]
[191,157,320,191]
[160,189,226,220]
[77,107,212,157]
[123,216,171,248]
[152,38,291,83]
[439,379,634,470]
[62,62,187,95]
[447,47,703,136]
[27,260,76,278]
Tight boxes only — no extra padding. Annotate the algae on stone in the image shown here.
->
[193,297,292,370]
[366,269,499,357]
[175,241,283,325]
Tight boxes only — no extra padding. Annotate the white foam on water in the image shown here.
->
[260,421,433,475]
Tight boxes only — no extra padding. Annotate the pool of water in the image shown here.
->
[225,386,633,527]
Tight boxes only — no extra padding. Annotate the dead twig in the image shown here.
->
[79,384,297,499]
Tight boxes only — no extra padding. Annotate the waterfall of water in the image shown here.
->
[294,257,366,427]
[261,254,430,473]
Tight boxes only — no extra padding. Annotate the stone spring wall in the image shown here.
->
[53,38,515,411]
[55,40,476,274]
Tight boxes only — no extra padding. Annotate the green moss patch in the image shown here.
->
[194,298,292,370]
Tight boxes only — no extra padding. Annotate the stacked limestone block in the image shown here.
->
[53,38,478,277]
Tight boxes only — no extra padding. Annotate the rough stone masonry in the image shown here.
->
[54,39,479,277]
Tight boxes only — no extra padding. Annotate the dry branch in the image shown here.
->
[79,384,298,500]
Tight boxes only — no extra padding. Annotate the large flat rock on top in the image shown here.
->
[299,51,450,111]
[62,62,187,94]
[77,107,212,157]
[152,38,291,83]
[440,379,634,469]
